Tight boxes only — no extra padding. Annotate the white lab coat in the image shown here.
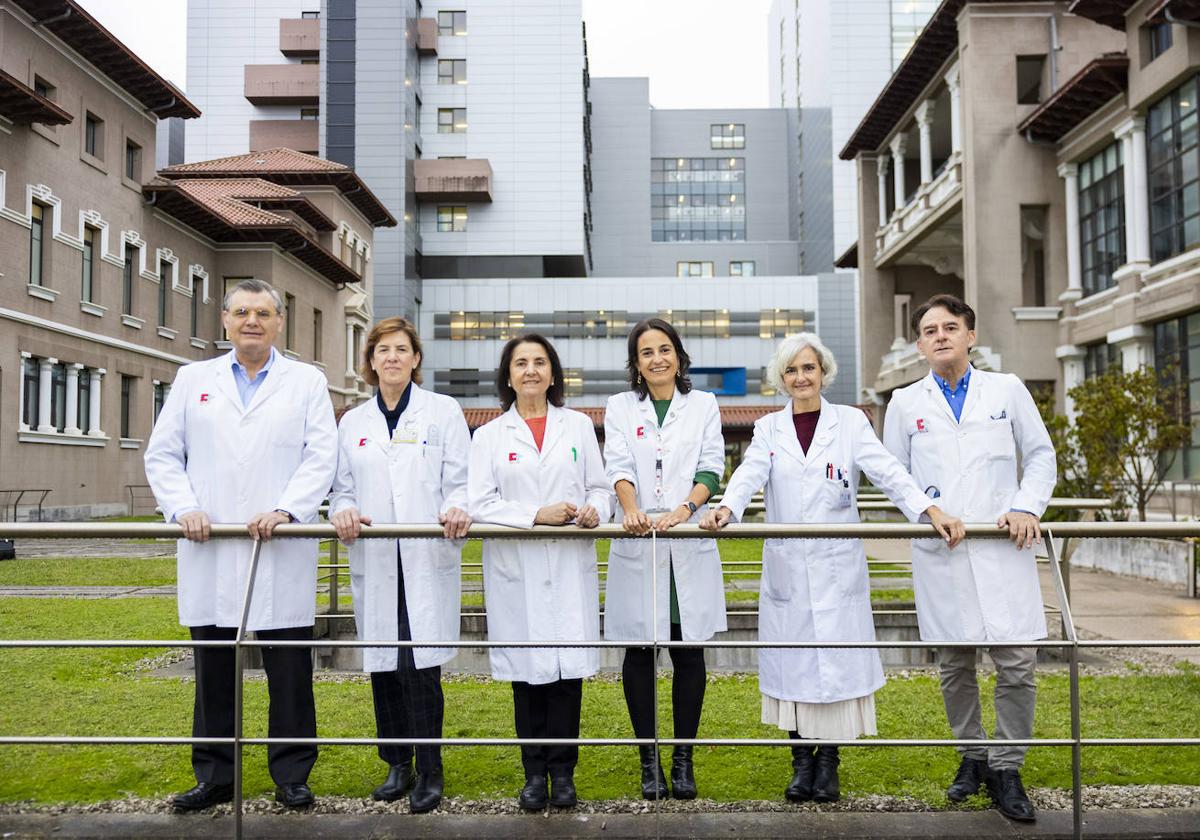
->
[721,399,934,703]
[328,384,470,672]
[144,350,338,631]
[467,404,613,685]
[603,388,727,642]
[883,367,1057,642]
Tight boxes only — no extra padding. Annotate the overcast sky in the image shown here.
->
[76,0,773,109]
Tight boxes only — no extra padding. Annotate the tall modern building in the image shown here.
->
[768,0,937,264]
[184,0,591,320]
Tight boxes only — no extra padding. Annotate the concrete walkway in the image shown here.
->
[863,538,1200,665]
[2,808,1198,839]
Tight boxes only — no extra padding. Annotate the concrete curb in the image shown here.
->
[2,808,1198,839]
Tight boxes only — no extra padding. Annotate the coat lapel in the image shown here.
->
[365,397,390,454]
[771,406,807,465]
[660,389,689,430]
[503,405,539,454]
[244,349,287,415]
[540,404,566,460]
[922,372,959,425]
[957,365,982,424]
[213,351,242,412]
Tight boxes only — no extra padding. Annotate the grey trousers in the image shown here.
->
[938,646,1037,771]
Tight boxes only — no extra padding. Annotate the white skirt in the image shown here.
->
[761,692,878,740]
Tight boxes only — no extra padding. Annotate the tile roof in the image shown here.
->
[160,148,397,227]
[1016,54,1129,144]
[9,1,199,118]
[0,68,73,125]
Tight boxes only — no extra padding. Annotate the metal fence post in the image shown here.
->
[328,539,340,615]
[1045,531,1082,840]
[233,539,264,840]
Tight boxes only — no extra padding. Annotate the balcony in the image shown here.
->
[876,150,963,263]
[244,64,318,105]
[279,18,320,57]
[416,17,438,55]
[249,119,319,154]
[414,158,493,202]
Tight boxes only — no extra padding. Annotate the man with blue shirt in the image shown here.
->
[146,279,337,812]
[883,294,1056,823]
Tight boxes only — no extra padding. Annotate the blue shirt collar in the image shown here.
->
[932,365,971,395]
[232,346,278,380]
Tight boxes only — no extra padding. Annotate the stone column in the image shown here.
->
[87,369,104,436]
[37,358,55,433]
[916,100,934,186]
[345,324,356,378]
[1056,344,1086,421]
[876,156,890,226]
[1114,120,1144,264]
[1129,117,1150,264]
[890,133,908,212]
[1058,163,1083,301]
[944,64,962,154]
[18,351,32,431]
[64,363,82,434]
[1109,325,1153,373]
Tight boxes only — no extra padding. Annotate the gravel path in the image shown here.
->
[0,785,1195,816]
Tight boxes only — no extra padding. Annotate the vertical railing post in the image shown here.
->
[1044,530,1082,840]
[233,538,264,840]
[650,529,662,838]
[328,539,340,615]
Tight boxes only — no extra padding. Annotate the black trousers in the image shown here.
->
[511,678,583,777]
[189,624,317,785]
[369,546,445,772]
[622,622,706,740]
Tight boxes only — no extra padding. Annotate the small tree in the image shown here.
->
[1067,365,1192,521]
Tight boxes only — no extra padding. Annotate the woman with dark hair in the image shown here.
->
[467,333,612,811]
[329,316,471,813]
[602,318,726,800]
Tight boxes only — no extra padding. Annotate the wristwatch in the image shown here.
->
[684,500,698,515]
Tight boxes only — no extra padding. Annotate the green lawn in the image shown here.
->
[0,596,1197,805]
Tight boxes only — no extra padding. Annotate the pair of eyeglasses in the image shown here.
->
[227,307,278,320]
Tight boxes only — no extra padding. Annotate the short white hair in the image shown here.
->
[222,278,284,314]
[765,332,838,394]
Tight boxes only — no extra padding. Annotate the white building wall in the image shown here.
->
[418,0,586,259]
[185,0,318,163]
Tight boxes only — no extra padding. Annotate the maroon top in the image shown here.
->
[792,409,820,455]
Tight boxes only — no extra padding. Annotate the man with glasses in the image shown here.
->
[146,279,337,811]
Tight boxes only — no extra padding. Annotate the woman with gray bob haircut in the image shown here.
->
[702,331,963,804]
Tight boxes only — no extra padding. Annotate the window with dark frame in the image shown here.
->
[77,367,91,433]
[710,123,746,149]
[125,139,141,181]
[1147,21,1173,62]
[730,260,756,276]
[1154,311,1200,479]
[437,206,468,232]
[190,276,201,338]
[33,76,53,100]
[313,308,323,361]
[652,157,746,242]
[153,381,167,423]
[676,261,714,277]
[82,226,96,302]
[301,10,319,18]
[30,202,46,286]
[1149,75,1200,264]
[1016,55,1046,104]
[285,293,296,350]
[437,107,467,133]
[437,10,466,36]
[1078,142,1126,296]
[123,244,137,316]
[120,374,133,439]
[1083,342,1119,380]
[300,107,319,120]
[50,362,66,432]
[84,112,103,158]
[438,59,466,85]
[158,261,170,327]
[22,357,39,428]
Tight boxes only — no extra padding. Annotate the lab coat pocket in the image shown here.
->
[986,433,1016,461]
[420,443,445,485]
[761,539,794,601]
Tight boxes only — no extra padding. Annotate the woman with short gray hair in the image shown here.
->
[701,332,963,803]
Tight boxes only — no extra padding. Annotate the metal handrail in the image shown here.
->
[2,522,1199,840]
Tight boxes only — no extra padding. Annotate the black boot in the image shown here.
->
[518,774,548,811]
[670,746,697,800]
[372,762,416,801]
[549,769,577,808]
[408,768,443,814]
[638,746,669,800]
[785,743,816,802]
[812,746,840,803]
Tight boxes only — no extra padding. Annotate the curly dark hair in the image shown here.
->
[625,317,692,398]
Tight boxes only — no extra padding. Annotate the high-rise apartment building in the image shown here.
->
[768,0,936,264]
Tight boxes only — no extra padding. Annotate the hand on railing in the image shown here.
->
[651,506,691,532]
[534,502,577,526]
[698,506,733,530]
[620,507,653,536]
[439,506,471,539]
[177,510,212,542]
[330,507,371,545]
[998,511,1042,549]
[247,510,292,541]
[927,506,965,548]
[575,504,600,529]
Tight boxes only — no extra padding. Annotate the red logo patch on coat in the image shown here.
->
[636,426,645,439]
[508,452,519,462]
[358,438,368,447]
[916,418,927,433]
[199,393,209,403]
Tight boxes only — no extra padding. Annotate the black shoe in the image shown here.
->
[409,768,444,814]
[519,774,548,811]
[372,762,416,801]
[812,746,840,803]
[946,756,987,802]
[549,770,577,808]
[171,781,234,812]
[275,783,315,808]
[985,767,1036,822]
[785,743,816,802]
[638,746,669,800]
[670,746,697,800]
